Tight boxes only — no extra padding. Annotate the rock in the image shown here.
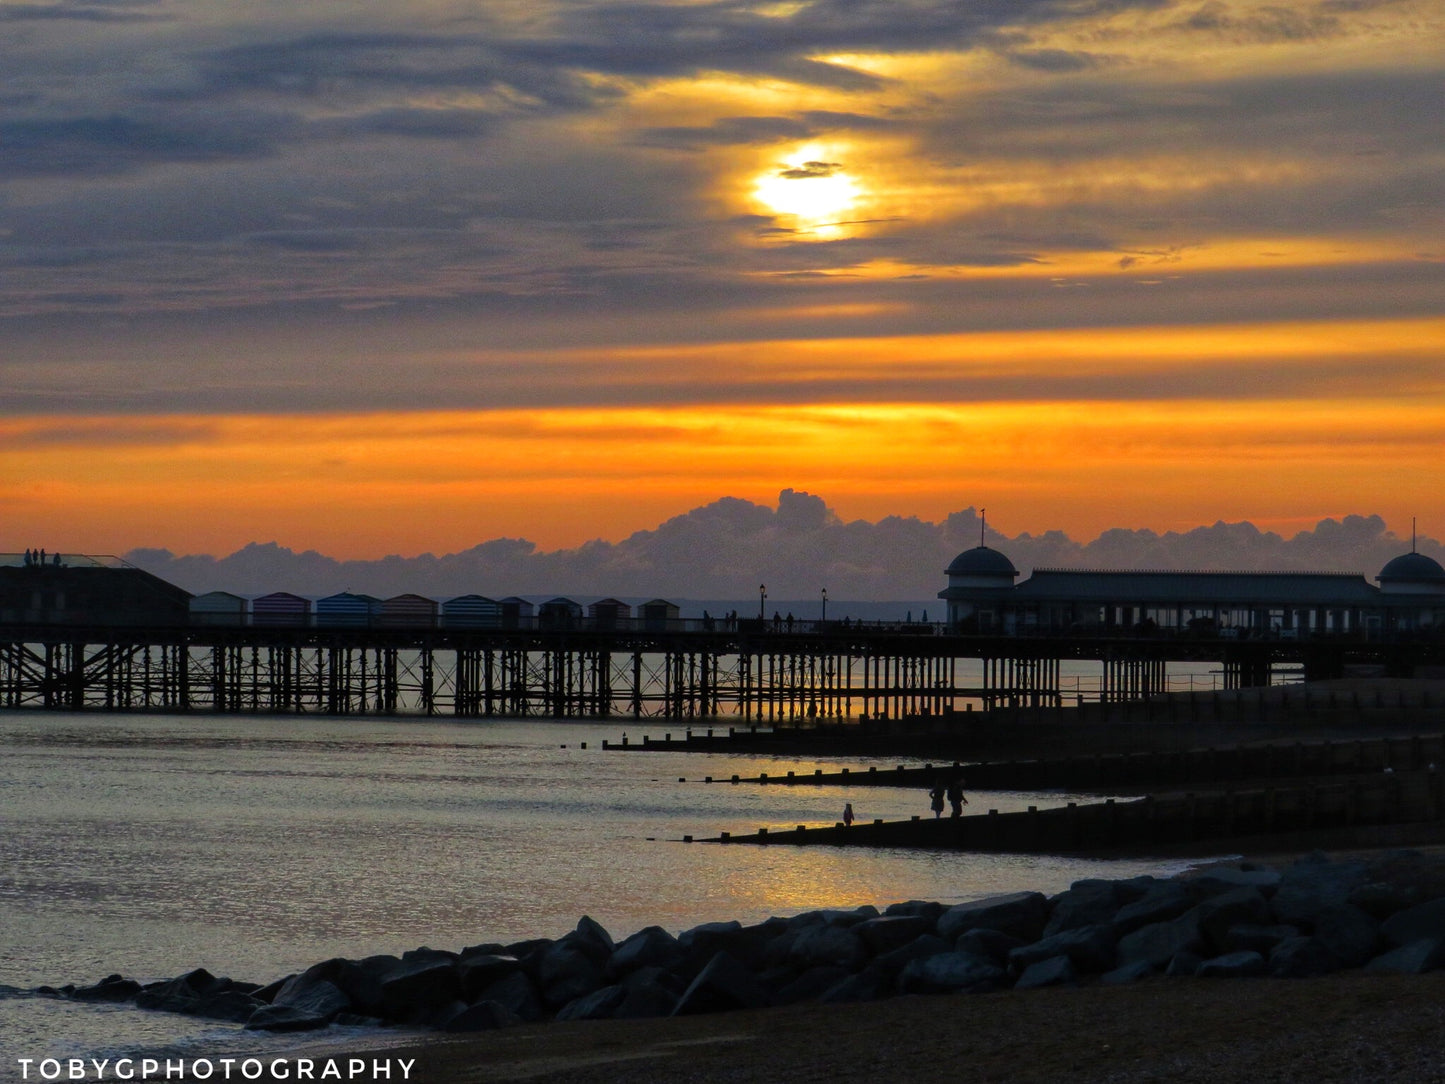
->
[1165,951,1202,977]
[883,900,947,922]
[936,893,1049,943]
[1380,897,1445,948]
[272,978,350,1021]
[671,952,771,1016]
[1113,881,1195,935]
[607,927,680,978]
[378,956,462,1018]
[955,927,1026,965]
[537,941,605,1010]
[244,1003,333,1032]
[459,955,522,999]
[1349,881,1423,918]
[134,969,225,1014]
[818,967,892,1004]
[853,915,935,955]
[1043,880,1130,937]
[1008,925,1116,976]
[1365,939,1445,975]
[276,959,382,1017]
[556,985,628,1021]
[1268,936,1341,979]
[614,967,683,1019]
[475,971,544,1023]
[897,952,1007,995]
[442,1000,524,1032]
[677,921,742,951]
[1273,856,1371,926]
[1191,887,1274,954]
[788,924,867,971]
[189,989,269,1023]
[1196,951,1266,978]
[1014,955,1076,990]
[573,916,615,962]
[771,966,851,1006]
[1312,905,1380,968]
[1188,865,1282,895]
[1115,912,1204,971]
[874,934,952,974]
[71,976,141,1003]
[1099,960,1154,985]
[1222,924,1299,956]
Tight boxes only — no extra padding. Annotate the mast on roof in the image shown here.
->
[980,508,986,549]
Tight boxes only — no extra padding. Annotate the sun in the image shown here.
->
[752,145,861,231]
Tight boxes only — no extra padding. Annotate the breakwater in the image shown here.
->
[26,851,1445,1037]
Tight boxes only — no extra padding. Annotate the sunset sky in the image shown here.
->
[2,0,1442,558]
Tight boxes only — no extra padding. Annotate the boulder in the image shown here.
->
[1187,865,1282,896]
[276,959,382,1017]
[1113,881,1194,935]
[475,971,544,1023]
[874,934,952,974]
[244,1003,333,1032]
[1191,887,1274,954]
[1268,936,1340,979]
[190,989,270,1024]
[442,1000,524,1032]
[1099,960,1154,985]
[1115,912,1204,971]
[378,956,462,1018]
[1349,881,1423,918]
[771,966,851,1006]
[1365,939,1445,975]
[1312,905,1380,968]
[70,976,141,1003]
[1042,880,1131,937]
[897,952,1007,995]
[936,893,1049,943]
[271,978,350,1021]
[1272,856,1371,926]
[1196,951,1266,978]
[1380,897,1445,948]
[458,955,522,1000]
[607,926,681,978]
[853,915,935,955]
[573,916,615,962]
[1222,924,1299,956]
[788,925,867,971]
[1014,955,1076,990]
[671,952,771,1016]
[537,941,605,1010]
[1165,951,1202,977]
[883,900,947,923]
[955,928,1026,966]
[1007,925,1116,976]
[555,985,628,1022]
[818,967,892,1004]
[614,967,683,1019]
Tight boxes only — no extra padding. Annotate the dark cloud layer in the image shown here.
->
[127,490,1437,602]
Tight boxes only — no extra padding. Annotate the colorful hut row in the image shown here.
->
[187,592,684,630]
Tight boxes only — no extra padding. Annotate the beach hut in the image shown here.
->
[442,594,503,629]
[315,592,382,628]
[251,591,310,627]
[538,597,582,629]
[189,590,247,627]
[379,593,437,628]
[640,599,681,632]
[498,597,535,629]
[588,598,631,630]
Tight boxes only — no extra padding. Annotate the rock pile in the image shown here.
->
[37,851,1445,1034]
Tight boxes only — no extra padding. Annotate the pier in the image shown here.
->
[0,619,1441,719]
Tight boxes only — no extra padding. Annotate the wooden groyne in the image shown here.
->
[705,769,1445,854]
[667,732,1445,793]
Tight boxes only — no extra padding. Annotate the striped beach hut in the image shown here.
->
[442,594,503,629]
[498,597,535,629]
[315,592,382,628]
[380,593,437,628]
[588,598,631,630]
[251,591,310,627]
[189,590,247,626]
[538,597,582,629]
[640,599,681,632]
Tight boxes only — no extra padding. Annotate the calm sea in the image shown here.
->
[0,711,1200,1074]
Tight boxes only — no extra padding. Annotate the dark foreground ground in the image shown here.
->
[345,969,1445,1084]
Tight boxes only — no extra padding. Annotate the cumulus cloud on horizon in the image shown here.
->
[125,490,1435,603]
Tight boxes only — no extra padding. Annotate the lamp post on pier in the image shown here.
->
[759,584,767,620]
[821,587,828,627]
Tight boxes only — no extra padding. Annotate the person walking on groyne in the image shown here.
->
[928,781,946,819]
[947,775,968,818]
[843,802,854,827]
